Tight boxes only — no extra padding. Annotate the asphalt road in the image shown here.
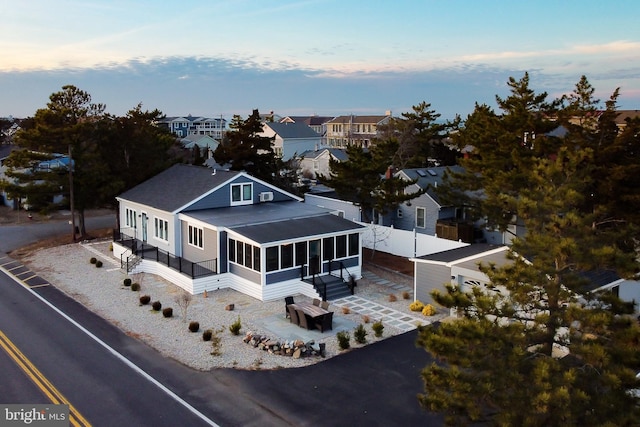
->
[0,217,444,426]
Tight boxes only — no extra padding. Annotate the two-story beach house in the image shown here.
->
[113,164,364,302]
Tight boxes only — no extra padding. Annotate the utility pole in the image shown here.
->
[68,144,76,242]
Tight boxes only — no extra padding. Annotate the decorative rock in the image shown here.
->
[293,348,301,359]
[225,304,234,311]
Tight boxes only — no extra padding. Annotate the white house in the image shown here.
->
[113,164,364,302]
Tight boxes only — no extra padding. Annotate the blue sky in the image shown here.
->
[1,0,639,120]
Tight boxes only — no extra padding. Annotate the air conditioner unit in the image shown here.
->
[259,192,274,202]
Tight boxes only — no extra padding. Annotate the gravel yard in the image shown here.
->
[21,239,445,371]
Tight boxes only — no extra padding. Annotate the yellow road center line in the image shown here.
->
[0,330,91,426]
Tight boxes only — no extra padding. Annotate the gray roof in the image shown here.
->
[233,214,363,244]
[298,148,348,162]
[399,165,464,204]
[0,144,15,160]
[413,243,505,263]
[182,201,363,243]
[184,200,330,227]
[117,164,239,212]
[265,122,320,139]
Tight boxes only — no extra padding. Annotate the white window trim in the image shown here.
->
[230,183,253,206]
[188,224,204,249]
[416,207,426,228]
[154,217,169,241]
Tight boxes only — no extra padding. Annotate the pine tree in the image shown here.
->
[320,139,416,222]
[418,75,640,426]
[213,109,280,183]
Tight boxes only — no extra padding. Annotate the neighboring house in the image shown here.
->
[411,244,640,314]
[280,115,334,138]
[158,116,227,139]
[297,147,348,180]
[393,166,471,241]
[181,134,220,152]
[0,149,69,209]
[304,187,363,223]
[113,164,364,302]
[325,113,392,148]
[259,122,322,160]
[410,244,511,306]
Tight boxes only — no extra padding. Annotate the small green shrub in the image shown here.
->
[354,324,368,344]
[337,331,350,350]
[139,295,151,305]
[189,321,200,332]
[151,301,162,311]
[89,257,97,264]
[130,282,140,292]
[229,316,242,335]
[162,307,173,318]
[202,329,213,341]
[372,320,384,338]
[95,260,103,268]
[123,278,132,286]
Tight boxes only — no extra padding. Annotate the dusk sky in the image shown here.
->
[1,0,639,120]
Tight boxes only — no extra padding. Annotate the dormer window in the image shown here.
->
[231,183,253,206]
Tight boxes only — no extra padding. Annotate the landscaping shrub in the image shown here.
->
[151,301,162,311]
[354,324,368,344]
[130,282,140,291]
[336,331,350,350]
[89,257,97,264]
[362,314,371,324]
[162,307,173,318]
[123,278,132,286]
[95,260,103,268]
[139,295,151,305]
[402,291,410,300]
[341,306,351,314]
[409,300,424,312]
[372,320,384,338]
[229,316,242,335]
[202,329,213,341]
[189,321,200,332]
[422,304,436,316]
[388,294,397,302]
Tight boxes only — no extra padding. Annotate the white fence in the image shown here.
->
[357,222,468,258]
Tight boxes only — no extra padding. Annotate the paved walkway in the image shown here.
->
[333,270,434,332]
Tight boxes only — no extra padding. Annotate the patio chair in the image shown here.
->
[285,296,295,318]
[296,309,312,330]
[320,301,329,310]
[288,305,299,325]
[315,311,334,332]
[312,298,321,306]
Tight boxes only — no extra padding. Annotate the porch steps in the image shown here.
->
[310,275,352,301]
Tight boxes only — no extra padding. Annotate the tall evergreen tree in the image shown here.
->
[320,139,416,222]
[418,75,640,426]
[3,85,108,238]
[213,109,280,183]
[377,101,458,168]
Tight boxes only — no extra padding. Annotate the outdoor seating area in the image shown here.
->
[285,297,334,332]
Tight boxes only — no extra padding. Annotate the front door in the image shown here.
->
[141,213,148,243]
[308,239,321,276]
